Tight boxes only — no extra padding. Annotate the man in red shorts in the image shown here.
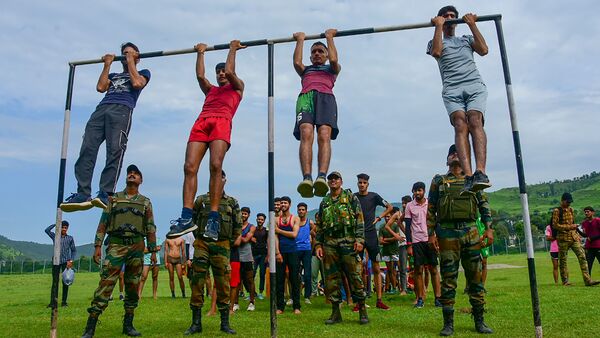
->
[168,40,246,239]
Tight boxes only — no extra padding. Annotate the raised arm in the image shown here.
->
[463,13,489,56]
[429,16,445,58]
[96,54,114,93]
[44,224,56,240]
[124,50,148,89]
[384,212,404,241]
[195,43,212,95]
[324,29,341,74]
[293,32,306,76]
[225,40,246,95]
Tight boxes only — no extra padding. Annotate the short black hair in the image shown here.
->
[356,173,370,181]
[561,192,573,203]
[121,42,140,54]
[412,182,426,192]
[215,62,226,71]
[392,206,400,213]
[401,195,413,203]
[312,41,327,50]
[297,202,308,209]
[584,206,595,212]
[241,207,251,214]
[437,5,459,18]
[257,213,266,219]
[281,196,291,204]
[274,197,281,203]
[61,220,69,228]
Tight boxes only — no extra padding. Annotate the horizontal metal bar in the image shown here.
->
[69,14,500,66]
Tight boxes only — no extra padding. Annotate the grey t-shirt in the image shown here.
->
[239,224,254,263]
[427,35,484,91]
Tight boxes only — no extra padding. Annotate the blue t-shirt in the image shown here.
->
[295,218,311,251]
[99,69,151,110]
[427,35,483,91]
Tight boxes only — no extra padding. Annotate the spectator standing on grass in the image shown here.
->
[45,221,77,307]
[239,206,257,311]
[552,193,599,286]
[296,202,315,303]
[252,212,268,299]
[138,238,162,299]
[581,207,600,274]
[545,223,560,284]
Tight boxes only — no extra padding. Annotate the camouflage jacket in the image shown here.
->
[94,190,157,250]
[193,192,242,243]
[426,172,492,232]
[552,207,579,242]
[315,189,365,246]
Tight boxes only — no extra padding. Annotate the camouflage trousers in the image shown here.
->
[88,240,144,314]
[190,239,231,311]
[558,239,591,284]
[323,242,365,304]
[437,226,485,308]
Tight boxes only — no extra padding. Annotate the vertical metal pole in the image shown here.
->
[495,18,542,338]
[51,63,76,338]
[267,42,277,338]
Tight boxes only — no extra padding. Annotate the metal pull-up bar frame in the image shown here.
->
[52,14,543,338]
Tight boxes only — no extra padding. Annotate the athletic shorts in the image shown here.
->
[381,255,399,262]
[293,90,339,141]
[412,241,438,267]
[550,251,559,260]
[360,232,381,262]
[188,116,232,145]
[442,82,487,118]
[230,261,241,287]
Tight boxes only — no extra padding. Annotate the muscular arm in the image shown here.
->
[277,216,300,239]
[293,32,306,76]
[477,192,493,230]
[44,224,56,241]
[384,212,404,240]
[225,40,245,95]
[179,239,186,261]
[125,52,148,90]
[145,201,158,250]
[241,225,256,243]
[429,17,445,58]
[464,13,489,56]
[194,43,212,95]
[325,29,341,74]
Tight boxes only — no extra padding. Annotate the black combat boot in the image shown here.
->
[184,306,202,335]
[472,306,493,334]
[324,302,342,325]
[122,311,142,336]
[81,313,99,338]
[439,307,454,336]
[358,302,369,325]
[219,308,236,334]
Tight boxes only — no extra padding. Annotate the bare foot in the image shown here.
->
[293,309,301,315]
[276,309,283,315]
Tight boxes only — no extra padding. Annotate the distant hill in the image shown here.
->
[0,235,94,261]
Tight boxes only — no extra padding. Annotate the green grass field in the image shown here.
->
[2,252,599,337]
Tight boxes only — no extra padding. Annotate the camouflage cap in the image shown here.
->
[327,171,342,180]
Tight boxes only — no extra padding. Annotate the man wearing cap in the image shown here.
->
[354,173,393,310]
[315,171,369,325]
[45,220,77,307]
[427,145,493,336]
[582,207,600,274]
[552,193,599,286]
[82,164,158,337]
[428,6,491,193]
[61,43,151,213]
[185,170,241,335]
[168,40,246,239]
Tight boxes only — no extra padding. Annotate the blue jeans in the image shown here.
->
[253,253,267,293]
[297,250,312,299]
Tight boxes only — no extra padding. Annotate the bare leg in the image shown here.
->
[481,257,488,286]
[552,258,559,284]
[207,287,218,316]
[316,125,332,175]
[385,262,393,291]
[151,265,159,299]
[430,266,441,298]
[138,265,150,298]
[176,264,186,295]
[167,262,175,294]
[208,140,228,211]
[372,262,383,300]
[414,265,424,301]
[467,110,487,173]
[183,142,209,209]
[451,111,473,177]
[299,123,314,176]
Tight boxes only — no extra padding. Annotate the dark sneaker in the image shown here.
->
[91,191,110,210]
[297,179,314,198]
[471,170,492,192]
[167,218,197,239]
[313,177,328,197]
[435,298,443,307]
[60,193,92,212]
[460,175,474,195]
[204,215,220,241]
[414,298,424,309]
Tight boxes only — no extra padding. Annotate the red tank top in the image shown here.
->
[198,84,242,120]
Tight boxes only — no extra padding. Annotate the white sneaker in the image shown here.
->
[305,298,312,304]
[286,299,293,306]
[233,303,240,312]
[247,303,255,311]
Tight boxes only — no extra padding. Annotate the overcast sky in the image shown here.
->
[1,1,598,245]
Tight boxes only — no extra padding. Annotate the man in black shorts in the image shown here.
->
[354,173,393,310]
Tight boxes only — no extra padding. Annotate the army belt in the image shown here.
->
[108,235,144,245]
[439,221,476,229]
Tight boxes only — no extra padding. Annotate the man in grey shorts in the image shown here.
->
[427,6,491,193]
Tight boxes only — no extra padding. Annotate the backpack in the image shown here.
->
[437,175,478,222]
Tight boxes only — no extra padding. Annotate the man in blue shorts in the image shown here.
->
[61,42,150,212]
[427,6,491,193]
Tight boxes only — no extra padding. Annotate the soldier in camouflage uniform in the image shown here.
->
[552,192,600,287]
[427,146,494,336]
[184,170,241,335]
[314,171,369,325]
[82,164,158,338]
